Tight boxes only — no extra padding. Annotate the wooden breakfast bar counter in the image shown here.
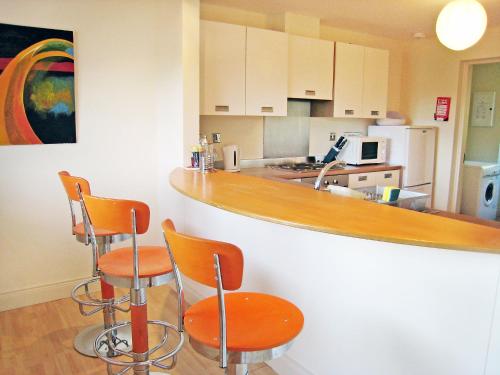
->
[170,168,500,375]
[170,168,500,253]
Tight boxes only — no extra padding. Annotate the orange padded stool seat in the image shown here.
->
[98,246,171,279]
[185,292,303,352]
[83,194,183,375]
[58,171,131,358]
[162,219,303,375]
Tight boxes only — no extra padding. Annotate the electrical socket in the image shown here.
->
[212,133,222,143]
[329,132,336,141]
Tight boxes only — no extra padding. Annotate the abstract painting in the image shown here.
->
[0,23,75,145]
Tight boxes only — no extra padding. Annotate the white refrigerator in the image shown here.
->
[368,125,436,204]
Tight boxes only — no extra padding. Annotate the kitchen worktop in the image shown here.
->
[170,168,500,253]
[240,163,401,180]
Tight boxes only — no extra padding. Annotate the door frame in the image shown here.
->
[448,57,500,212]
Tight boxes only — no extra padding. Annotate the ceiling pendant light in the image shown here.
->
[436,0,487,51]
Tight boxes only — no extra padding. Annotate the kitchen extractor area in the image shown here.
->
[2,1,500,375]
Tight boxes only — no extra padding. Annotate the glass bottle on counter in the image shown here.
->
[199,135,215,172]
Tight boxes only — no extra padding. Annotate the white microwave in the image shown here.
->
[342,136,387,165]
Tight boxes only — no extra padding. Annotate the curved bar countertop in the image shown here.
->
[170,168,500,253]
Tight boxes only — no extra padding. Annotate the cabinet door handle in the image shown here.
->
[215,105,229,112]
[345,109,354,115]
[371,110,379,116]
[358,176,368,181]
[305,90,316,96]
[261,106,274,113]
[384,173,392,179]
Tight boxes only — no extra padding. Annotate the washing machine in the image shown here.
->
[461,161,500,220]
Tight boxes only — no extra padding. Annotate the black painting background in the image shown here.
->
[0,23,76,144]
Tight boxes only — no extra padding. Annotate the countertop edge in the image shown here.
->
[170,169,500,254]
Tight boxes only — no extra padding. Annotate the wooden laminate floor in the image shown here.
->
[0,285,278,375]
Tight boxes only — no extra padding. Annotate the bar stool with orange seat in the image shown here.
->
[161,219,304,375]
[58,171,132,357]
[82,194,184,375]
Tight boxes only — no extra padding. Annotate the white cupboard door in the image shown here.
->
[376,170,400,187]
[246,27,288,116]
[333,43,364,118]
[288,35,334,100]
[348,172,378,189]
[200,21,246,116]
[405,128,436,187]
[362,47,389,119]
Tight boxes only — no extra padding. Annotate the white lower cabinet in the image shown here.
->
[376,170,400,187]
[348,172,378,189]
[348,170,400,189]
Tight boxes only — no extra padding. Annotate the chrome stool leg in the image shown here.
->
[71,276,132,358]
[74,323,132,357]
[93,289,184,374]
[72,236,132,357]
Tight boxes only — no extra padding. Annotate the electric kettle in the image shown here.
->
[223,145,240,172]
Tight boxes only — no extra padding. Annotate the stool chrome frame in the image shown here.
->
[84,204,184,375]
[162,238,299,375]
[66,184,132,358]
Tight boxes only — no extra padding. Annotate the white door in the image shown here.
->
[200,21,246,115]
[405,128,436,187]
[362,47,389,118]
[288,35,334,100]
[333,42,364,118]
[246,27,288,116]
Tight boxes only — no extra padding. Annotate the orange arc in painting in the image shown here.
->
[0,38,74,145]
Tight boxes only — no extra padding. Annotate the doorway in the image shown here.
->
[449,59,500,221]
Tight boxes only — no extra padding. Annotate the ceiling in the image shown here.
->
[201,0,500,39]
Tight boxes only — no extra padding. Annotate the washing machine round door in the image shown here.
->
[483,179,497,207]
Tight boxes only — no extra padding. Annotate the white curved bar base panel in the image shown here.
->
[180,197,500,375]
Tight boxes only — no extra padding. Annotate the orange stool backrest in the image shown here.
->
[162,219,243,291]
[58,171,91,201]
[83,194,150,235]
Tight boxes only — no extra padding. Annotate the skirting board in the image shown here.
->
[182,282,314,375]
[0,277,99,312]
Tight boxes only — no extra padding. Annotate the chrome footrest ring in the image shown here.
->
[71,277,130,316]
[94,320,185,374]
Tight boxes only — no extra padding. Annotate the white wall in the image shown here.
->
[401,26,500,210]
[0,0,198,310]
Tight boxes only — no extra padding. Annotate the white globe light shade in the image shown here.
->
[436,0,487,51]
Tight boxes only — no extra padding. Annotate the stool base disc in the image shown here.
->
[74,323,132,358]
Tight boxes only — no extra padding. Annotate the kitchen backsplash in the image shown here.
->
[264,100,310,158]
[200,100,375,161]
[309,117,373,158]
[199,115,264,160]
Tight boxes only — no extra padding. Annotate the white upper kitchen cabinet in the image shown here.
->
[330,42,389,119]
[288,35,334,100]
[246,27,288,116]
[333,42,365,118]
[200,21,246,116]
[362,47,389,118]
